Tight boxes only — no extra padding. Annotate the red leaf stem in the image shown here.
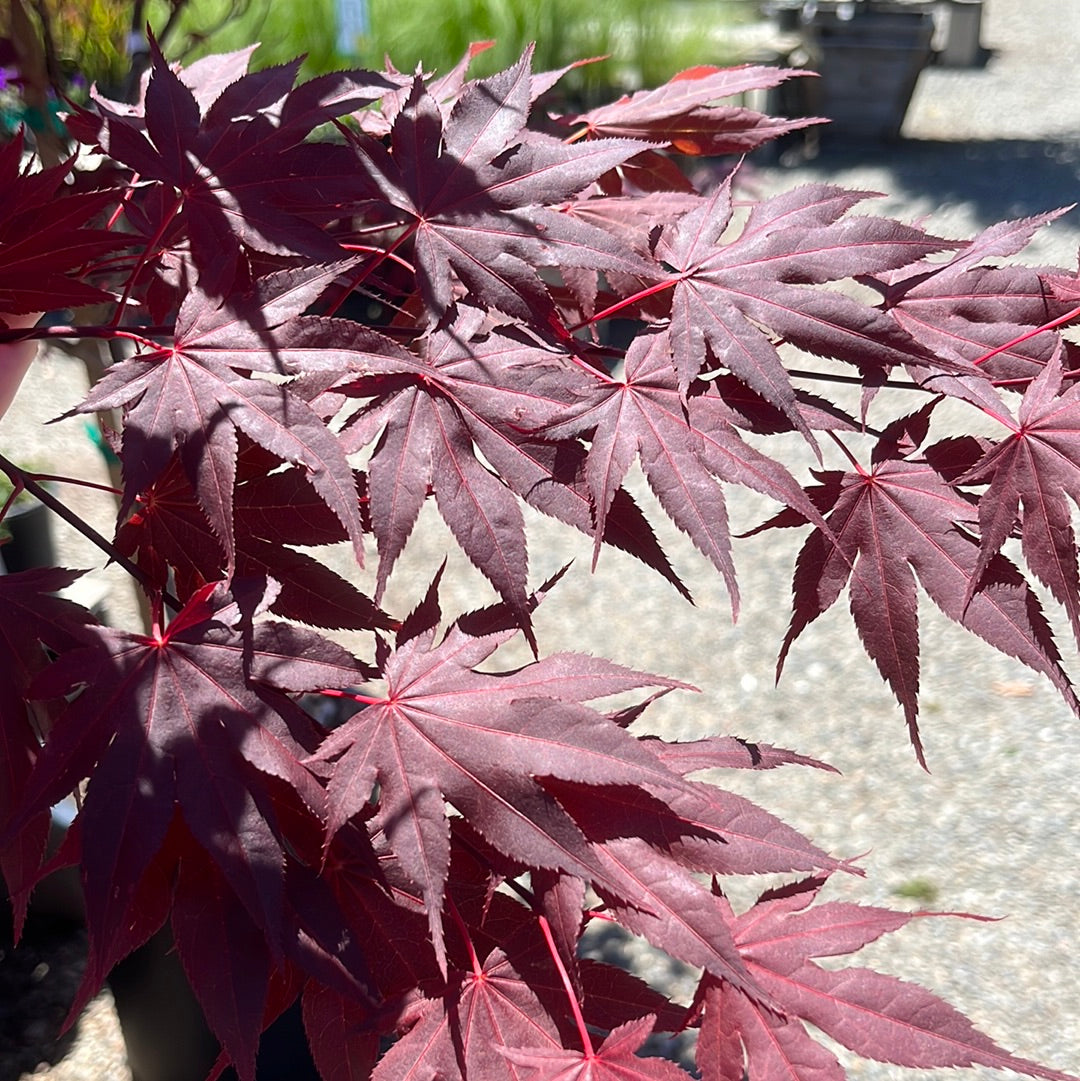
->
[538,913,595,1059]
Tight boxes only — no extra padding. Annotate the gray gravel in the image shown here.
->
[2,1,1079,1077]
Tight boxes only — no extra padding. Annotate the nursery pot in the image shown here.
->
[107,927,321,1081]
[0,495,57,573]
[804,1,936,139]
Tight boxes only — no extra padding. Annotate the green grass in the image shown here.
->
[891,877,940,905]
[152,0,755,95]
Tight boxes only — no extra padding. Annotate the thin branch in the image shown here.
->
[0,324,171,348]
[0,452,180,611]
[786,367,922,390]
[33,472,122,497]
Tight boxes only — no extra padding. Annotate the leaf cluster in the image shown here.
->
[1,40,1078,1081]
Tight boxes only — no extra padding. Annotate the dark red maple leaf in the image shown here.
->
[342,313,705,612]
[655,175,960,406]
[330,314,573,625]
[541,327,831,615]
[310,580,694,974]
[0,133,131,315]
[958,346,1080,647]
[17,580,370,980]
[695,876,1078,1081]
[72,40,396,294]
[864,209,1080,386]
[115,440,389,630]
[345,48,656,325]
[76,268,368,577]
[557,64,822,156]
[319,310,685,618]
[749,405,1079,763]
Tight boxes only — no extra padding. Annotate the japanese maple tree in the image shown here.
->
[1,36,1078,1081]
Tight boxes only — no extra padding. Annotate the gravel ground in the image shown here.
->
[2,1,1079,1078]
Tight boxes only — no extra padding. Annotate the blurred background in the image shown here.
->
[2,0,756,123]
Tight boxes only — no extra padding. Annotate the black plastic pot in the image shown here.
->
[0,496,56,573]
[803,1,936,139]
[8,811,321,1081]
[107,928,321,1081]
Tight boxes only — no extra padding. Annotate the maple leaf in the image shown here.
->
[346,49,656,324]
[0,133,131,314]
[698,876,1079,1081]
[76,270,368,576]
[74,41,396,293]
[750,406,1079,762]
[17,581,368,976]
[323,311,687,616]
[310,582,693,974]
[115,441,389,630]
[557,64,822,156]
[958,346,1080,647]
[656,176,960,405]
[542,327,831,615]
[864,209,1080,385]
[330,315,572,625]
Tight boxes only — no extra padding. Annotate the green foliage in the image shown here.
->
[892,878,941,904]
[148,0,344,76]
[156,0,754,92]
[35,0,130,93]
